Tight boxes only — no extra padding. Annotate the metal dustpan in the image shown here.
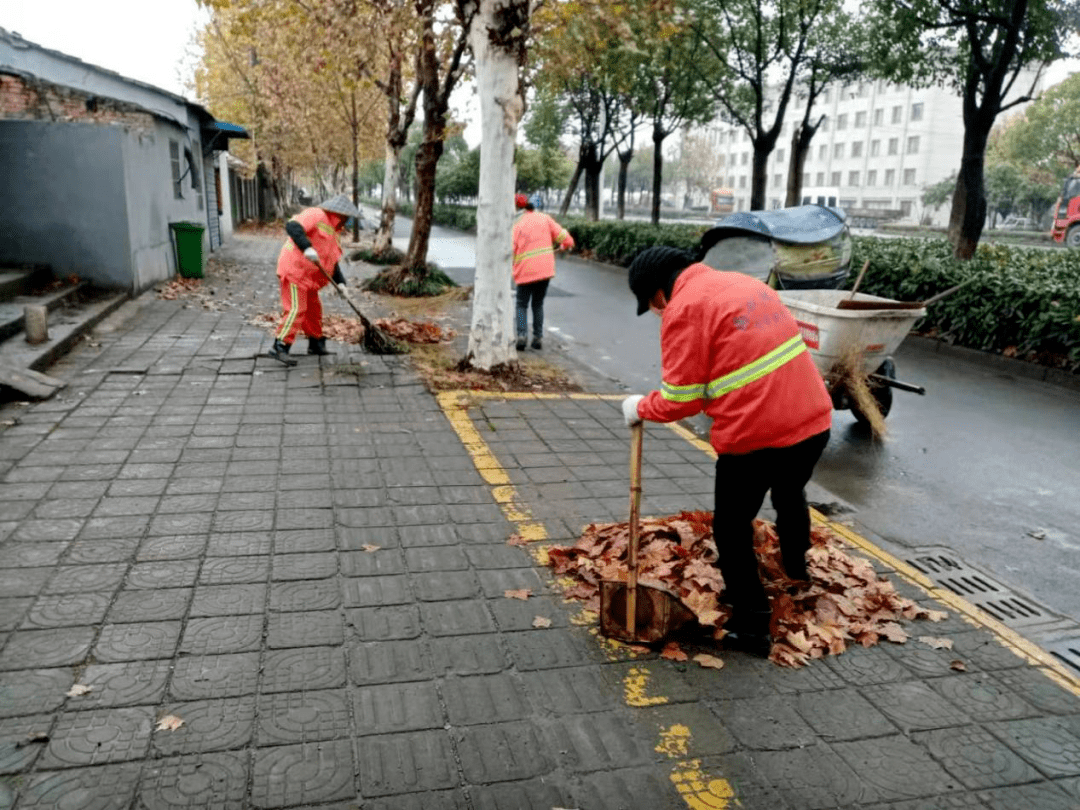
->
[599,423,696,644]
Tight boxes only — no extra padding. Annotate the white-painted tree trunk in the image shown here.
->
[466,0,524,370]
[375,142,400,254]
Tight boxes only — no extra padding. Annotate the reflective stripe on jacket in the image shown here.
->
[638,263,833,455]
[512,211,574,285]
[276,207,343,289]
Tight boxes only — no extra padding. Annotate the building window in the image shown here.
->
[774,173,783,188]
[816,172,825,185]
[851,141,863,158]
[857,83,869,97]
[739,175,747,188]
[900,200,913,216]
[830,171,841,186]
[169,141,182,199]
[855,111,867,128]
[911,102,924,121]
[849,171,860,186]
[834,143,845,159]
[727,176,735,187]
[870,140,880,157]
[741,152,748,165]
[907,135,920,154]
[821,118,829,132]
[888,138,899,155]
[867,170,877,186]
[818,145,827,160]
[903,168,916,185]
[775,148,785,163]
[885,169,895,185]
[803,172,810,185]
[892,105,902,124]
[836,114,848,130]
[874,108,884,126]
[823,88,830,102]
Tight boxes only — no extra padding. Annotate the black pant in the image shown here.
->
[712,429,830,617]
[515,278,550,340]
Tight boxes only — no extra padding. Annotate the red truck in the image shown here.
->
[1050,173,1080,246]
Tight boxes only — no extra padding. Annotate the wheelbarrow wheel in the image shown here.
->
[851,358,894,424]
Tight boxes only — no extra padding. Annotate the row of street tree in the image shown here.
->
[193,0,1079,367]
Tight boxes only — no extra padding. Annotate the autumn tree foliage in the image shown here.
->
[865,0,1079,259]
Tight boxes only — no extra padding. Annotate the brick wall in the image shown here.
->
[0,71,156,135]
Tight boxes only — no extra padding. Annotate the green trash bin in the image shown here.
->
[170,221,205,279]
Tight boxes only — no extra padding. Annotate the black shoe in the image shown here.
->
[531,338,542,350]
[724,630,773,658]
[515,337,527,351]
[268,340,297,366]
[307,337,334,355]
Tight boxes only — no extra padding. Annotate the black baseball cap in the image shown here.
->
[627,246,695,315]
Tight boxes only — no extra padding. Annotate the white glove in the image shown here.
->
[622,395,644,427]
[303,247,320,266]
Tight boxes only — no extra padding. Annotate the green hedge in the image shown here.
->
[851,237,1080,369]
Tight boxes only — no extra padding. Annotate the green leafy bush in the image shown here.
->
[561,219,707,266]
[851,237,1080,369]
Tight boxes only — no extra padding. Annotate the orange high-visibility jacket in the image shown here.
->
[276,208,343,289]
[512,211,574,285]
[638,263,832,456]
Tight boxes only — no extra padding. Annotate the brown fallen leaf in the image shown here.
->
[360,544,381,553]
[532,616,552,628]
[880,622,909,644]
[950,659,967,671]
[660,641,688,661]
[66,684,92,697]
[918,636,954,650]
[156,715,184,731]
[504,588,532,600]
[693,653,725,670]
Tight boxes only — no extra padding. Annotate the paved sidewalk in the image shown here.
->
[1,243,1080,809]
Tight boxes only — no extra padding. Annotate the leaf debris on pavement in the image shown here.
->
[532,616,552,628]
[504,588,532,600]
[547,511,948,667]
[66,684,92,697]
[156,715,184,732]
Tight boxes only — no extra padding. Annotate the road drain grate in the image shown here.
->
[1045,639,1080,674]
[905,549,1051,628]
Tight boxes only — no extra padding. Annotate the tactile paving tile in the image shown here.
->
[45,564,127,594]
[0,567,49,598]
[199,556,269,585]
[95,622,181,662]
[541,712,651,774]
[17,761,142,808]
[487,595,567,632]
[403,546,470,573]
[752,744,867,808]
[419,601,496,637]
[340,548,406,577]
[0,627,95,670]
[978,780,1079,809]
[40,707,153,768]
[341,576,413,607]
[169,653,261,700]
[443,673,530,726]
[410,571,480,602]
[126,560,200,590]
[362,789,470,810]
[913,724,1041,789]
[925,672,1037,722]
[23,593,110,628]
[639,702,738,757]
[206,532,272,557]
[14,518,82,543]
[179,615,263,655]
[0,542,68,568]
[519,666,621,715]
[832,735,962,802]
[348,639,433,685]
[261,647,347,693]
[824,644,916,685]
[0,597,34,631]
[152,697,256,756]
[568,767,686,810]
[860,681,972,731]
[271,552,338,581]
[0,713,53,774]
[267,580,340,612]
[107,589,191,622]
[715,695,818,750]
[189,584,267,617]
[257,689,351,745]
[352,681,444,736]
[78,660,171,708]
[135,534,207,562]
[346,605,422,640]
[503,630,605,671]
[138,750,249,809]
[986,716,1080,777]
[0,668,72,717]
[992,667,1080,714]
[355,730,459,797]
[948,631,1028,671]
[476,569,547,598]
[250,740,356,808]
[149,513,213,537]
[794,688,898,741]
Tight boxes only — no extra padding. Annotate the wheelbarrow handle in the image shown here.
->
[626,422,643,637]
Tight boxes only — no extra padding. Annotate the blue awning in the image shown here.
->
[204,120,250,138]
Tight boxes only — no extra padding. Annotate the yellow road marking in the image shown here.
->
[623,666,668,707]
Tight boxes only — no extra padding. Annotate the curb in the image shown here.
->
[901,335,1080,394]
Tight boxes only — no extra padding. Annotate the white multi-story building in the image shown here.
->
[694,74,1039,226]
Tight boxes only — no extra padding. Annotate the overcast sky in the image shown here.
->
[5,0,209,98]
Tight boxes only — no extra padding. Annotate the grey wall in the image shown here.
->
[0,120,131,288]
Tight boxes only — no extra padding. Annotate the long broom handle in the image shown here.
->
[626,422,643,637]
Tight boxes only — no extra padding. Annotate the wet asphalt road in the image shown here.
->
[393,215,1080,638]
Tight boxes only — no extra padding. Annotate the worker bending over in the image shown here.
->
[622,246,832,656]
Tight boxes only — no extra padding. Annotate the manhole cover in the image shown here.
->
[1045,639,1080,674]
[905,550,1051,628]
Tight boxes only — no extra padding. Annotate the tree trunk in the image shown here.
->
[351,92,360,244]
[375,141,401,254]
[949,125,990,259]
[616,151,631,220]
[651,130,665,226]
[559,160,583,217]
[406,133,442,270]
[582,141,601,221]
[466,0,526,370]
[750,146,769,211]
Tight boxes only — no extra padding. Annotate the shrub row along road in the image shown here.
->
[390,214,1080,653]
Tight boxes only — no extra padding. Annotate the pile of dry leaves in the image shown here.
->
[547,511,946,667]
[247,313,453,347]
